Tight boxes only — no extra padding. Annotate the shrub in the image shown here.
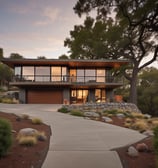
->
[70,110,84,117]
[103,109,118,116]
[125,118,133,123]
[58,107,69,113]
[131,112,144,119]
[1,98,14,104]
[36,131,47,141]
[153,126,158,166]
[151,120,158,128]
[131,120,148,131]
[18,136,37,146]
[31,118,43,125]
[0,118,12,157]
[21,114,30,120]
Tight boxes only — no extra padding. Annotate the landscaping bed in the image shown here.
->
[58,104,157,168]
[0,111,51,168]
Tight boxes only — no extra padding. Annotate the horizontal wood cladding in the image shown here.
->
[27,90,63,104]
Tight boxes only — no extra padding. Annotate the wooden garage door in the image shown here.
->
[27,90,63,104]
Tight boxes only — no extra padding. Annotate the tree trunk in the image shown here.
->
[129,68,138,105]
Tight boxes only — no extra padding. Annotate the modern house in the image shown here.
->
[1,58,129,104]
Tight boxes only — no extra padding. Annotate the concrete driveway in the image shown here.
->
[0,104,146,168]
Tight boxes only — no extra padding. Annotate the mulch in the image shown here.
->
[0,111,51,168]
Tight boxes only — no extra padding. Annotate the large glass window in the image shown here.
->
[71,89,88,104]
[77,69,84,82]
[22,66,34,81]
[70,69,76,82]
[35,66,50,82]
[85,69,96,82]
[51,67,61,81]
[95,89,106,102]
[96,69,105,82]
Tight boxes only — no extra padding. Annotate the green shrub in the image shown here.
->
[70,110,84,117]
[31,118,43,125]
[18,136,37,146]
[58,107,69,113]
[103,109,118,116]
[0,118,12,157]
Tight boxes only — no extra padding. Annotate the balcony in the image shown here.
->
[10,75,124,88]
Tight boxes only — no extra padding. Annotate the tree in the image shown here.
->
[37,56,47,59]
[58,54,69,59]
[68,0,158,104]
[137,67,158,116]
[9,53,24,59]
[0,63,13,88]
[0,48,3,59]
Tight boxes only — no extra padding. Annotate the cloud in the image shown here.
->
[44,7,60,22]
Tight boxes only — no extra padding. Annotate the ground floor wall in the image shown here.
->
[18,87,114,104]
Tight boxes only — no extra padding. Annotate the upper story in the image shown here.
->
[1,58,129,88]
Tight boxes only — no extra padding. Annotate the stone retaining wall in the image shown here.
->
[63,102,141,113]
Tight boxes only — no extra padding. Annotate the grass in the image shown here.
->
[70,110,84,117]
[18,136,37,146]
[31,118,43,125]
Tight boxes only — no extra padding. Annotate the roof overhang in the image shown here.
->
[1,58,130,68]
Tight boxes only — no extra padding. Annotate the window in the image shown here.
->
[22,66,34,81]
[51,67,61,81]
[77,69,84,82]
[85,69,95,82]
[95,89,106,102]
[96,69,105,82]
[35,66,50,82]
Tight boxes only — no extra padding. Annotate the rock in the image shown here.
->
[18,128,38,137]
[116,113,125,119]
[136,143,149,152]
[12,130,17,133]
[84,112,100,117]
[144,114,151,119]
[127,146,139,157]
[142,130,154,137]
[102,116,113,123]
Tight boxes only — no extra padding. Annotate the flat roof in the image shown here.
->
[1,58,130,68]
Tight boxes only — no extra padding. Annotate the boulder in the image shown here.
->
[18,128,38,137]
[116,113,125,119]
[142,130,154,137]
[102,116,113,123]
[127,146,139,157]
[136,143,149,152]
[84,112,100,117]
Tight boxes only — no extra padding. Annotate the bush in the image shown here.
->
[131,120,148,131]
[18,136,37,146]
[36,131,47,141]
[31,118,43,125]
[70,110,84,117]
[1,98,14,104]
[58,107,69,113]
[21,114,30,120]
[0,118,12,157]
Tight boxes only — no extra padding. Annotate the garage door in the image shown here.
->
[27,90,63,104]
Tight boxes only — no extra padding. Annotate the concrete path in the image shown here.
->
[0,104,146,168]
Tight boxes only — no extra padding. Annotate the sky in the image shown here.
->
[0,0,85,59]
[0,0,157,68]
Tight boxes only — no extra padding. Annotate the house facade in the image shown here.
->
[2,58,128,104]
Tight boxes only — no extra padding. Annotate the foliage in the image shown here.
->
[137,67,158,116]
[0,98,14,104]
[58,54,69,59]
[9,53,23,59]
[0,48,3,58]
[0,63,13,87]
[58,107,69,113]
[67,0,158,104]
[36,131,47,141]
[131,119,148,132]
[18,136,37,146]
[31,118,43,125]
[70,110,84,117]
[0,118,12,157]
[21,114,30,120]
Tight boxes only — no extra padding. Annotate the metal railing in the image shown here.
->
[13,75,124,84]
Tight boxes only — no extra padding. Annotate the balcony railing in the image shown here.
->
[12,75,124,84]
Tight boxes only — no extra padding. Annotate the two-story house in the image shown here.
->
[1,58,129,104]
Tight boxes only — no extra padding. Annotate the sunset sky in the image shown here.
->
[0,0,85,58]
[0,0,157,67]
